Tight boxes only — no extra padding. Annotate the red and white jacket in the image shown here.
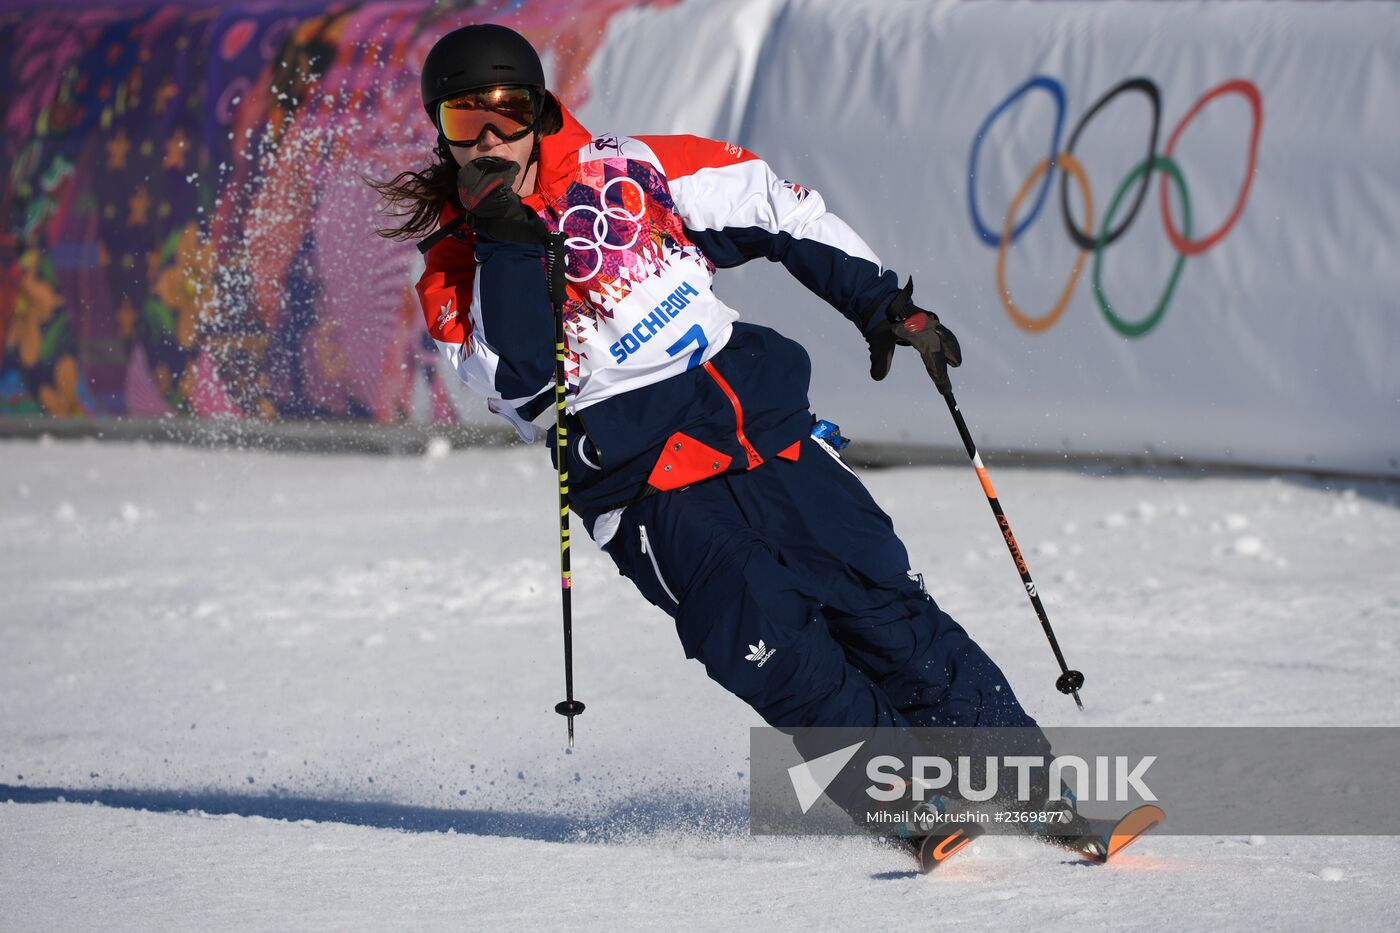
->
[416,103,899,445]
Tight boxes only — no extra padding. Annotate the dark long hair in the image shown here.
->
[367,91,564,241]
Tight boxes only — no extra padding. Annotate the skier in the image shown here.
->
[373,23,1068,854]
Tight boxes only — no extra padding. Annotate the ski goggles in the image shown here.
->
[436,86,539,147]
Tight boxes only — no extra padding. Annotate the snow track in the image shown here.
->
[3,439,1398,930]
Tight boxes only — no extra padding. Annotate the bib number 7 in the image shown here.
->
[665,324,708,370]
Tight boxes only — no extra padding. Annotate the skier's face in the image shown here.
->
[447,125,537,195]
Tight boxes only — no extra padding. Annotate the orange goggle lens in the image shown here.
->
[437,87,538,146]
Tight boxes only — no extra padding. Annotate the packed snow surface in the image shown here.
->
[3,438,1398,931]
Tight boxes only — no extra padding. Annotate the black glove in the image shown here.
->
[457,157,547,245]
[864,278,962,395]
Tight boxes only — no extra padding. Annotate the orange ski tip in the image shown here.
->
[932,829,972,862]
[1106,805,1165,861]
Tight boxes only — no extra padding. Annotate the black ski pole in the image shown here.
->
[938,385,1086,710]
[545,231,585,745]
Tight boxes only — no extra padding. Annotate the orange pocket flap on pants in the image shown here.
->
[647,432,733,491]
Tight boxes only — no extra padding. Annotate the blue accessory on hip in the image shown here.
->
[811,419,850,450]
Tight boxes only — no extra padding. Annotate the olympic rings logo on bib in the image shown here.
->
[967,76,1263,338]
[558,176,647,283]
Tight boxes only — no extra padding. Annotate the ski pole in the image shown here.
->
[545,231,585,745]
[938,386,1086,710]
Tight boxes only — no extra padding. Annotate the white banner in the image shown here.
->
[577,0,1400,476]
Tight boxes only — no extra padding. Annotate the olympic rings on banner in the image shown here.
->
[967,76,1066,246]
[967,75,1263,338]
[558,175,647,283]
[1159,79,1262,256]
[996,153,1092,333]
[1094,156,1191,339]
[1060,78,1160,251]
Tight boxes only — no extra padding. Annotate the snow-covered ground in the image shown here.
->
[3,437,1398,931]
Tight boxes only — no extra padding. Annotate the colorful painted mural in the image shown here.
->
[0,1,677,422]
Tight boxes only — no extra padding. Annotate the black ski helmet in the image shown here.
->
[420,24,546,122]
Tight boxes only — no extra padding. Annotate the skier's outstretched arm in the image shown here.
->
[643,135,900,333]
[643,135,962,391]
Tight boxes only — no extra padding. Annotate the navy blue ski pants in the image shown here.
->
[601,433,1037,731]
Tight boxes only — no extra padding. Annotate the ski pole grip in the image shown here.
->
[545,231,568,306]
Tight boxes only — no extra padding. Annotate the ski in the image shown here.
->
[903,804,1164,874]
[910,824,985,874]
[1044,804,1167,863]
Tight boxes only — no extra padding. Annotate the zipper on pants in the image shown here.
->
[638,524,680,606]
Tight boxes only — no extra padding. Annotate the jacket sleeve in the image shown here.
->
[640,134,901,333]
[415,205,554,439]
